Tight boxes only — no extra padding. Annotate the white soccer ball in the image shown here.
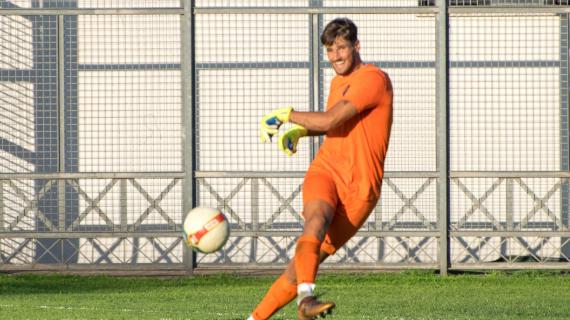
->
[183,207,230,253]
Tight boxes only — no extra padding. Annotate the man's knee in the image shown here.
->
[303,200,335,226]
[302,203,335,240]
[304,214,328,230]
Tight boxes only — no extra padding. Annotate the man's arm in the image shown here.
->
[289,100,358,134]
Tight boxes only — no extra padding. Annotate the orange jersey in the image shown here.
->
[311,64,393,201]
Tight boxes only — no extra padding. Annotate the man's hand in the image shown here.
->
[279,125,308,156]
[260,106,293,142]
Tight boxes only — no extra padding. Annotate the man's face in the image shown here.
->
[326,37,360,76]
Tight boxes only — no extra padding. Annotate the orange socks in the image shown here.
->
[294,235,322,284]
[251,274,297,320]
[250,235,322,320]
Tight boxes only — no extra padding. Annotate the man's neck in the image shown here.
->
[342,58,363,77]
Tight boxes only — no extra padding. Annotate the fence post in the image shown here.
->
[309,1,323,158]
[560,13,570,259]
[57,15,66,234]
[436,0,450,275]
[181,0,196,274]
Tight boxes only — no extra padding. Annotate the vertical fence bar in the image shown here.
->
[310,11,321,159]
[375,202,383,263]
[506,178,513,230]
[561,14,569,255]
[561,14,569,176]
[58,180,65,231]
[504,178,514,257]
[120,180,127,232]
[0,180,4,232]
[181,0,195,274]
[57,14,66,232]
[436,0,450,275]
[251,178,259,263]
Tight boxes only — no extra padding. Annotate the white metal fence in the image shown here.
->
[1,0,569,273]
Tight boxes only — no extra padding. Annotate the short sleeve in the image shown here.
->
[343,71,385,113]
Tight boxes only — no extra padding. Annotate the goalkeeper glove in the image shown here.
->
[260,106,293,142]
[279,124,308,156]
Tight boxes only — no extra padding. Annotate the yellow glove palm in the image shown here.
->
[260,106,293,143]
[279,125,308,156]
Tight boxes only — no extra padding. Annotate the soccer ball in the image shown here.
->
[183,207,230,253]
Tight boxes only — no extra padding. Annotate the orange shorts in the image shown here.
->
[302,167,378,255]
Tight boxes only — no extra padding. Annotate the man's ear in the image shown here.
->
[354,40,360,52]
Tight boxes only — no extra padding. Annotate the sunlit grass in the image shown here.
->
[1,270,570,319]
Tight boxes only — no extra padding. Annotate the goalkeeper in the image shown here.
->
[248,17,393,320]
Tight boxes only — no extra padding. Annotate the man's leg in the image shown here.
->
[248,265,296,320]
[295,200,337,319]
[248,250,330,320]
[295,200,335,299]
[249,168,337,320]
[296,195,379,319]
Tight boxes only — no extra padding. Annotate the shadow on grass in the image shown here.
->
[0,273,267,295]
[0,275,179,295]
[2,269,570,296]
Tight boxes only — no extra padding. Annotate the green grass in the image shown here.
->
[1,270,570,319]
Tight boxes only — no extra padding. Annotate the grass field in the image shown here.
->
[1,270,570,319]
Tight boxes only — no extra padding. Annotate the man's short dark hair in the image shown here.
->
[320,18,358,47]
